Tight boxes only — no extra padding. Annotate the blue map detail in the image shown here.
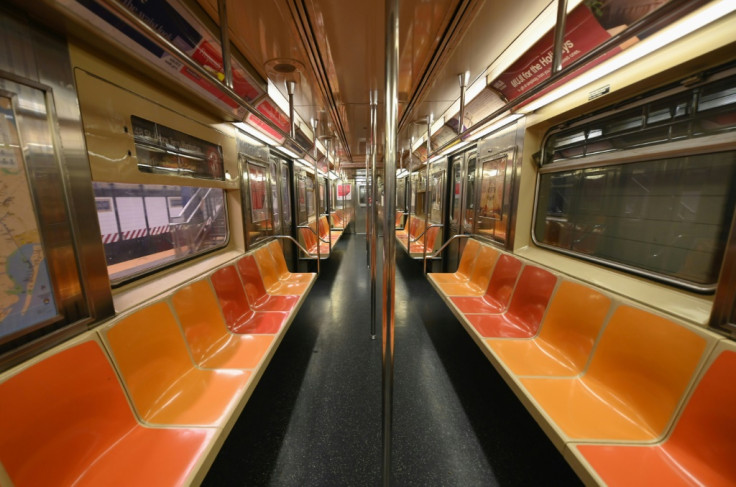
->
[1,243,58,341]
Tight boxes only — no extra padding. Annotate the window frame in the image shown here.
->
[532,70,736,293]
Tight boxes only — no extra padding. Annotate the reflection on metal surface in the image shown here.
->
[382,0,399,483]
[0,11,104,367]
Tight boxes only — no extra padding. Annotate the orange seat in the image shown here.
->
[0,339,214,486]
[486,280,611,376]
[409,225,440,257]
[103,302,251,426]
[267,239,314,285]
[451,254,523,314]
[211,265,288,334]
[573,342,736,486]
[237,255,300,312]
[521,306,710,442]
[299,222,330,256]
[465,265,556,337]
[171,279,275,370]
[254,245,311,295]
[395,210,404,229]
[428,239,480,284]
[397,217,421,248]
[320,215,342,243]
[435,244,499,296]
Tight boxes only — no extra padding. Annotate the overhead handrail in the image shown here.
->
[409,223,443,244]
[296,224,332,245]
[92,0,312,156]
[424,233,470,274]
[271,235,315,258]
[411,0,705,159]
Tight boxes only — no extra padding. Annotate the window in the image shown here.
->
[132,116,224,180]
[476,151,511,242]
[534,72,736,291]
[93,182,227,283]
[464,155,476,233]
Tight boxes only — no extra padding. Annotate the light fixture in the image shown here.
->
[518,0,736,113]
[233,121,278,146]
[276,146,299,159]
[467,113,523,141]
[430,116,445,136]
[439,140,469,156]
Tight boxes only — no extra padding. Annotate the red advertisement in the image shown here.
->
[181,40,261,108]
[490,5,616,103]
[245,99,290,143]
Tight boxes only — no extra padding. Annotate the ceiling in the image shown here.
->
[196,0,554,167]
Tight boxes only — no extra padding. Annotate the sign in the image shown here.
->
[0,97,59,341]
[70,0,264,109]
[490,5,617,103]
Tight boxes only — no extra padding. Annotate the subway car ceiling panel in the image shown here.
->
[18,0,733,169]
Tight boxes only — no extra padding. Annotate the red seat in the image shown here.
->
[211,265,288,333]
[0,339,214,486]
[236,255,300,312]
[573,344,736,486]
[171,279,276,370]
[466,265,557,338]
[451,254,523,314]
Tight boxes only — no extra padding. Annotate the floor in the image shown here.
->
[203,234,582,486]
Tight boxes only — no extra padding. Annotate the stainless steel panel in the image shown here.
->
[0,8,110,367]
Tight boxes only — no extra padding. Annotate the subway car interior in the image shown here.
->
[1,0,736,485]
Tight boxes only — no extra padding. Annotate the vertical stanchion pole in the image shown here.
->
[551,0,569,75]
[457,72,467,135]
[422,116,432,273]
[217,0,233,90]
[311,118,321,275]
[370,92,378,339]
[287,80,296,138]
[382,0,398,483]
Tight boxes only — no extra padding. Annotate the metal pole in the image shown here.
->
[551,0,569,75]
[457,72,468,134]
[423,116,432,270]
[287,80,296,138]
[366,105,373,265]
[97,0,300,148]
[311,118,321,275]
[217,0,233,89]
[383,0,398,483]
[370,92,378,339]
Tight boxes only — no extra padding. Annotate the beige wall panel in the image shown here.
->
[510,12,736,327]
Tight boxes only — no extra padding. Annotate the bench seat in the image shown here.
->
[237,255,303,311]
[486,280,611,376]
[464,265,557,338]
[520,306,710,443]
[427,237,725,484]
[211,264,289,334]
[102,302,253,427]
[172,279,276,370]
[254,244,313,295]
[450,254,522,314]
[0,336,215,486]
[568,339,736,486]
[429,244,498,296]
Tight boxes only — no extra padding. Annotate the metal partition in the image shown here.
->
[0,9,111,369]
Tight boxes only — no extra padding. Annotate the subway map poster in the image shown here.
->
[0,97,58,342]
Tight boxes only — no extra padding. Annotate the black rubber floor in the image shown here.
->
[203,234,582,486]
